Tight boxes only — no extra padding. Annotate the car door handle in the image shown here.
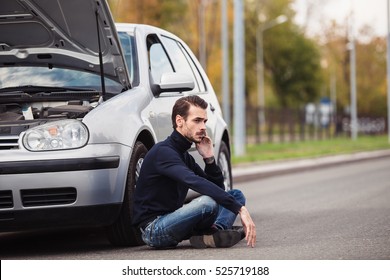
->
[210,103,215,112]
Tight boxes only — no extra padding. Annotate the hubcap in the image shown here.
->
[218,152,231,190]
[135,157,144,182]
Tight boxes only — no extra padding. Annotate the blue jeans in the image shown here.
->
[140,189,246,248]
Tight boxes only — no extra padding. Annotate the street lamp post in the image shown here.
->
[221,0,230,128]
[199,0,207,70]
[233,0,245,156]
[348,13,358,141]
[256,15,287,126]
[387,0,390,143]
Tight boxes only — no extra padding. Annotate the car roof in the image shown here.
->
[115,23,183,42]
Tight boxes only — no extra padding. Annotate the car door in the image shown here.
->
[146,33,182,142]
[154,34,218,147]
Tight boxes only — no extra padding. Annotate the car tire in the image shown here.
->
[218,141,232,191]
[106,141,148,246]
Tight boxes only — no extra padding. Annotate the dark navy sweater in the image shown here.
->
[132,130,242,227]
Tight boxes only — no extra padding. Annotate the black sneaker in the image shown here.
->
[190,229,242,249]
[232,226,246,240]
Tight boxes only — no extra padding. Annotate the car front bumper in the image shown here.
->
[0,143,131,231]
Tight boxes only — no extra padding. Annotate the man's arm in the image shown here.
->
[194,135,224,188]
[156,144,242,215]
[198,136,256,247]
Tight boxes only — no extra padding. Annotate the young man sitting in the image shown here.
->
[133,95,256,249]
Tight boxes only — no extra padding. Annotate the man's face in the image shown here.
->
[176,105,207,143]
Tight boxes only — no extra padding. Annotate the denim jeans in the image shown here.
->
[140,189,246,248]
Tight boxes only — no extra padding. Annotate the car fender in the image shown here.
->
[83,87,157,148]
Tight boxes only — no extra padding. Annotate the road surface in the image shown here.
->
[1,157,389,259]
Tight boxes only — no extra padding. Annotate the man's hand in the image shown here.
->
[196,135,214,159]
[239,206,256,248]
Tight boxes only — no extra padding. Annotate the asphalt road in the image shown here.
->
[1,156,390,260]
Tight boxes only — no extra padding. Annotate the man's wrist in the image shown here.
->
[203,156,215,164]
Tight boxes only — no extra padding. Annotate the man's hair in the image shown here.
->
[172,95,208,129]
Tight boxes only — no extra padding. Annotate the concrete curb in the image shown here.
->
[232,149,390,183]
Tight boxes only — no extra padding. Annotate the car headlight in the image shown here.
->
[23,120,89,151]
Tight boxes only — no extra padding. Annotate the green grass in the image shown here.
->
[231,135,390,166]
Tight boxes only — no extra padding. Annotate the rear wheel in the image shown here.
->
[106,141,148,246]
[218,141,232,191]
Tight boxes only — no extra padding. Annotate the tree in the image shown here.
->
[245,0,323,108]
[108,0,161,25]
[107,0,325,110]
[321,20,387,118]
[268,28,322,107]
[355,34,387,117]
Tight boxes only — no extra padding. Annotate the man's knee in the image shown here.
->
[228,189,246,205]
[195,195,219,216]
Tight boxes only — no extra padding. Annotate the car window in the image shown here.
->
[178,43,207,92]
[147,35,174,84]
[160,36,202,92]
[177,41,207,92]
[118,32,139,86]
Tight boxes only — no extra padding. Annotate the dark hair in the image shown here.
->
[172,95,208,129]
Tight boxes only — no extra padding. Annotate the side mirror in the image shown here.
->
[153,73,195,95]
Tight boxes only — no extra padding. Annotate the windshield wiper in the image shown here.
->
[0,85,97,94]
[0,90,33,98]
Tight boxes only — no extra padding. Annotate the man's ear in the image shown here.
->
[176,115,183,128]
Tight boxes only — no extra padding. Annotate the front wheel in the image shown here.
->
[106,141,148,246]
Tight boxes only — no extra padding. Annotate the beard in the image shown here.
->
[184,133,200,143]
[184,131,204,144]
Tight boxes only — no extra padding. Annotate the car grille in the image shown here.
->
[21,188,77,207]
[0,135,19,150]
[0,190,13,209]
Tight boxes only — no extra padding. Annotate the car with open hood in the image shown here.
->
[0,0,232,246]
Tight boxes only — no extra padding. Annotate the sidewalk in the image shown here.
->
[232,149,390,183]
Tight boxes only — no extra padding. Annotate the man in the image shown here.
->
[133,95,256,249]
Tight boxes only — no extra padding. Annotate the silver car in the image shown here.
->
[0,0,232,246]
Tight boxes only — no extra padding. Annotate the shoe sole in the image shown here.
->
[214,230,242,248]
[190,230,242,249]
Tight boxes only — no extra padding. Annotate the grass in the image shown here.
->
[231,135,390,166]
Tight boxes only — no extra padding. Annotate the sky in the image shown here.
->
[292,0,388,37]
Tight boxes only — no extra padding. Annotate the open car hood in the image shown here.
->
[0,0,130,89]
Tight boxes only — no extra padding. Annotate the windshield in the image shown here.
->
[0,67,123,93]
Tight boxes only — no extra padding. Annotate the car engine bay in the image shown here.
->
[0,92,100,150]
[0,101,94,122]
